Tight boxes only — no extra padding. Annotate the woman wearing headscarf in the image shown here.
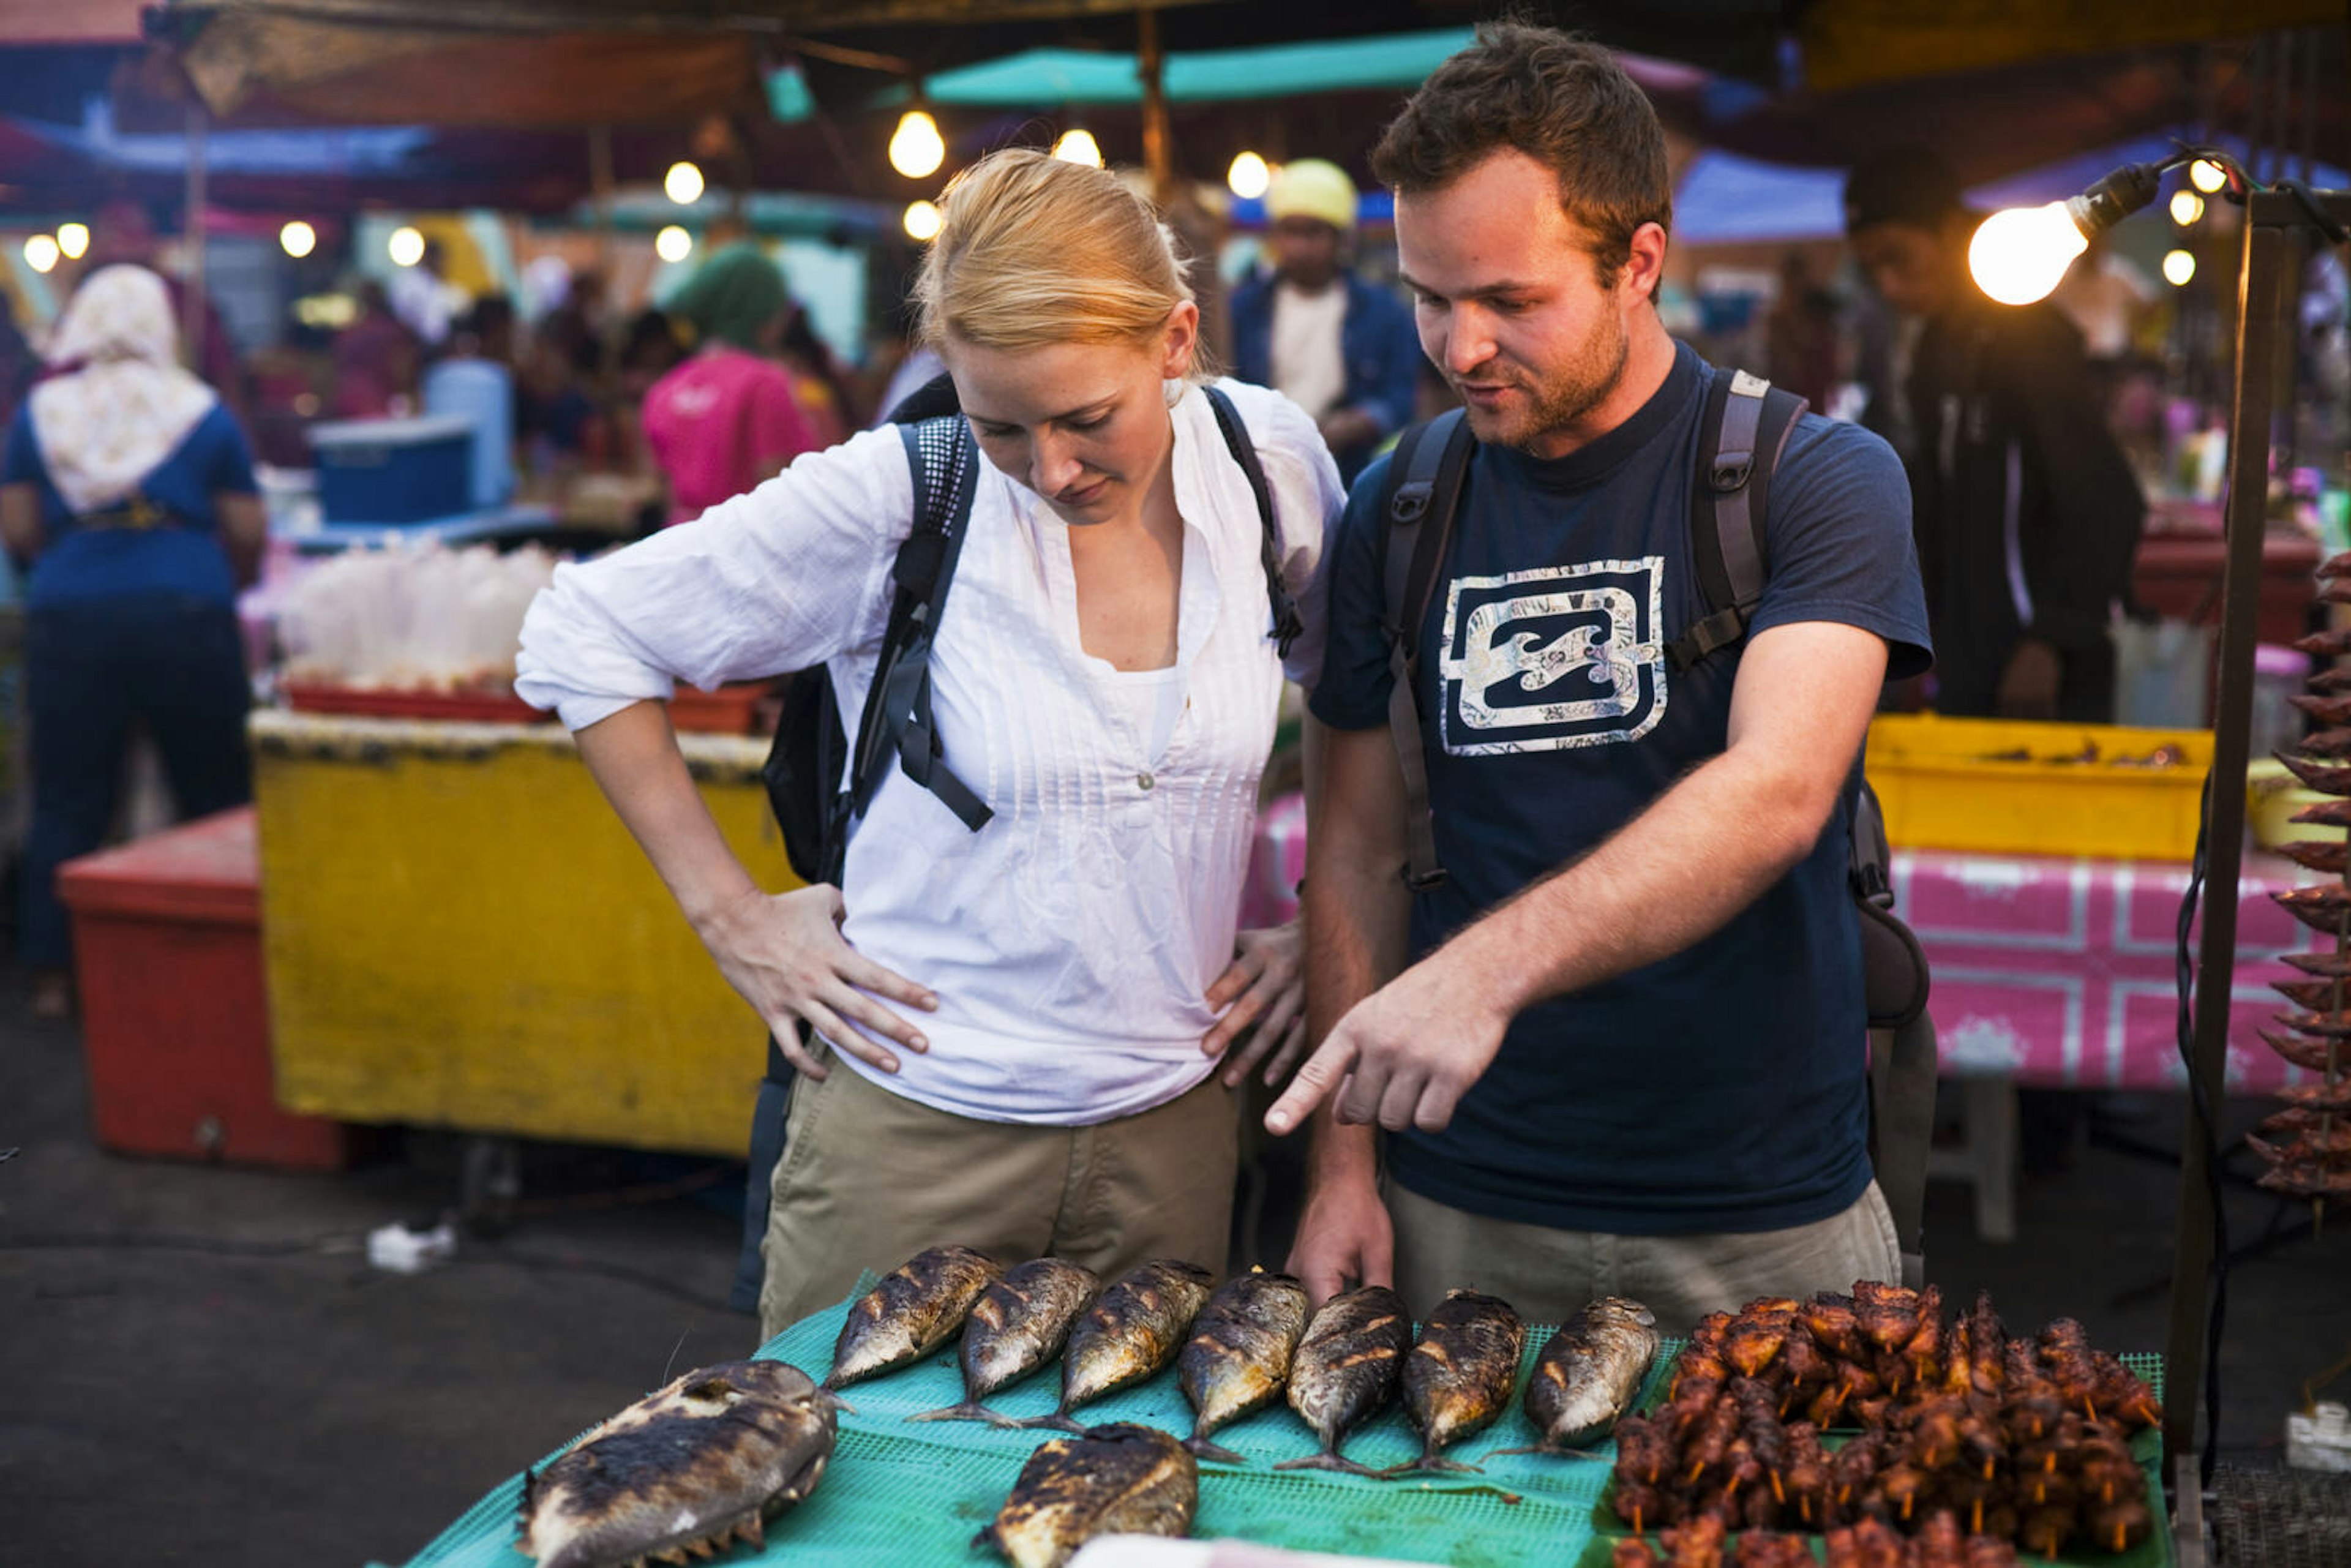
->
[0,264,265,1018]
[640,243,822,525]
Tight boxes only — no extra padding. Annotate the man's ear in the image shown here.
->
[1621,221,1670,304]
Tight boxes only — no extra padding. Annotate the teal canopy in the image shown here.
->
[885,27,1475,108]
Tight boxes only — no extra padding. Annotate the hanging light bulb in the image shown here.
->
[23,234,59,274]
[890,108,946,179]
[2169,190,2205,227]
[1967,202,2089,306]
[654,225,693,264]
[388,226,426,268]
[1227,151,1272,200]
[2188,159,2227,194]
[664,161,705,205]
[1052,127,1103,168]
[2162,249,2197,287]
[55,222,88,260]
[280,220,317,258]
[904,200,943,242]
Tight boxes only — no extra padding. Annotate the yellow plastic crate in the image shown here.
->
[1864,713,2214,862]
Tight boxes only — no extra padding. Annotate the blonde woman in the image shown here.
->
[516,149,1344,1337]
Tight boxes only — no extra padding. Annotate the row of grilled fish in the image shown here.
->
[825,1245,1661,1477]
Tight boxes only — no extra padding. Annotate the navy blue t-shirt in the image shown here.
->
[3,401,257,611]
[1310,342,1931,1236]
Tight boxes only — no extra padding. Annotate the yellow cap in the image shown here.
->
[1265,159,1357,233]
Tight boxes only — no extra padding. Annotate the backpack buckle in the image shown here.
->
[1710,456,1753,493]
[1391,479,1433,523]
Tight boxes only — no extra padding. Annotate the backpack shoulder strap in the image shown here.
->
[1374,408,1474,890]
[1201,383,1305,658]
[830,416,991,870]
[1668,368,1807,672]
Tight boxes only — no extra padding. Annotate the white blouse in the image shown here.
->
[515,380,1344,1125]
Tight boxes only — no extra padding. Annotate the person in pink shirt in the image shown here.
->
[642,244,821,525]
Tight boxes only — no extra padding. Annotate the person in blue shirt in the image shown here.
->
[1,264,264,1019]
[1260,24,1933,1335]
[1228,159,1422,485]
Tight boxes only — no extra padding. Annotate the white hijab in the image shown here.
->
[29,264,219,514]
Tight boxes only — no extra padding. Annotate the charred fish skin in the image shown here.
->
[517,1360,838,1568]
[1274,1285,1413,1477]
[910,1257,1100,1427]
[1389,1288,1526,1476]
[976,1422,1199,1568]
[1021,1258,1215,1433]
[823,1244,1002,1390]
[1496,1296,1660,1458]
[1179,1269,1312,1463]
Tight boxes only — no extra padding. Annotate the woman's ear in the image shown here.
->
[1158,301,1201,381]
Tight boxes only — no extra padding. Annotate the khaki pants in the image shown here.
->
[758,1060,1240,1340]
[1387,1180,1903,1337]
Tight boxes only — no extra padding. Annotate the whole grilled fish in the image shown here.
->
[1273,1285,1412,1477]
[975,1422,1198,1568]
[1179,1267,1312,1463]
[517,1360,836,1568]
[1495,1296,1659,1458]
[909,1257,1099,1427]
[1387,1288,1526,1476]
[1019,1258,1215,1433]
[823,1244,1001,1390]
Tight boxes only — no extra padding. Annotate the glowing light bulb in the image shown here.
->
[23,234,58,274]
[388,226,426,268]
[904,200,942,242]
[280,220,317,258]
[890,109,945,179]
[2169,190,2204,227]
[1228,151,1271,200]
[654,225,693,264]
[56,222,88,259]
[2162,249,2196,287]
[1967,203,2088,306]
[1052,128,1103,168]
[664,161,704,205]
[2189,159,2227,194]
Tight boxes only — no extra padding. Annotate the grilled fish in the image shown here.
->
[823,1244,1001,1390]
[517,1360,836,1568]
[1274,1285,1412,1477]
[1494,1296,1659,1458]
[976,1422,1198,1568]
[1179,1267,1311,1463]
[910,1257,1099,1427]
[1389,1288,1526,1475]
[1019,1258,1215,1433]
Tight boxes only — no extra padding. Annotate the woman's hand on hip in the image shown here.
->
[694,883,937,1079]
[1202,920,1308,1089]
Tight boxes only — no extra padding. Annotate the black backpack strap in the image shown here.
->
[1668,369,1806,672]
[1201,383,1305,659]
[1374,408,1473,890]
[822,416,991,879]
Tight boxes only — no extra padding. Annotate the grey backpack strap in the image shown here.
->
[1871,1011,1938,1289]
[1376,408,1473,890]
[1668,369,1806,672]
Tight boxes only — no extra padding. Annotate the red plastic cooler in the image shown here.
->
[56,806,364,1169]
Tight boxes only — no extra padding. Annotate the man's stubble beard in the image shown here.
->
[1460,304,1632,454]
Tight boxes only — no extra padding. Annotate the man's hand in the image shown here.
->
[1283,1160,1394,1307]
[1263,952,1510,1136]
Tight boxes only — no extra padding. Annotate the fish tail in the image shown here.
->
[1273,1451,1389,1479]
[1384,1456,1485,1478]
[817,1390,859,1417]
[1487,1442,1600,1460]
[1182,1436,1248,1466]
[907,1401,1010,1426]
[1011,1412,1087,1435]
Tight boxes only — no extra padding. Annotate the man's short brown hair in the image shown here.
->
[1372,22,1672,283]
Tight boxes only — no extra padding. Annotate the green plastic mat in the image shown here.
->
[399,1310,2164,1568]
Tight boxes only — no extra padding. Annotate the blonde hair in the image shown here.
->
[914,148,1209,375]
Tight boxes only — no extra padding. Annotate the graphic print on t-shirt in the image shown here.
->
[1436,557,1667,754]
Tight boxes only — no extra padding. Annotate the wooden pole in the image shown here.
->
[588,124,615,276]
[182,100,208,371]
[1138,3,1172,203]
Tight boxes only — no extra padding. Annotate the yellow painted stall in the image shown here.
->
[252,709,795,1157]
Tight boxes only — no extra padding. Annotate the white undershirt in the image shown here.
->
[516,381,1343,1126]
[1269,282,1349,422]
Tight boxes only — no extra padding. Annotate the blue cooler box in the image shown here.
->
[309,415,474,525]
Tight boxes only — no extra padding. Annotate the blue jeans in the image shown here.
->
[19,593,252,968]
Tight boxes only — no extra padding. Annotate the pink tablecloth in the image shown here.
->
[1239,793,2334,1095]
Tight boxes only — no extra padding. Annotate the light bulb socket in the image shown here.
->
[2066,161,2164,239]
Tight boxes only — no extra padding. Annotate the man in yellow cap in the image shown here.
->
[1229,157,1421,482]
